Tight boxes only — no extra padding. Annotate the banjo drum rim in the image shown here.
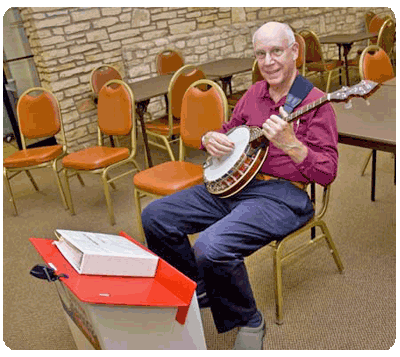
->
[203,126,268,196]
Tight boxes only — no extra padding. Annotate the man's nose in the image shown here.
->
[263,52,274,65]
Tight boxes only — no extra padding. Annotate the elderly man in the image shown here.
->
[141,22,338,349]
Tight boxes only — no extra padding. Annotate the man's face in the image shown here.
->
[254,31,298,88]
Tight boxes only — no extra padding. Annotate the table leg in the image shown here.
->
[136,100,153,168]
[219,76,233,96]
[342,43,353,87]
[311,182,316,239]
[371,149,376,201]
[336,44,343,86]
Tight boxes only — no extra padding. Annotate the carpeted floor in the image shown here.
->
[2,71,396,350]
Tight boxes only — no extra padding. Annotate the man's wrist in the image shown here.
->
[285,140,308,163]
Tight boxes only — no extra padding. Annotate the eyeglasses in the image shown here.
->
[254,42,295,60]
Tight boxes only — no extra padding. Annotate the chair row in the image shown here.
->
[3,77,233,226]
[4,80,141,226]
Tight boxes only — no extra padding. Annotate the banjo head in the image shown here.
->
[203,126,250,182]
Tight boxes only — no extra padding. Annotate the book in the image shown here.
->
[53,229,159,277]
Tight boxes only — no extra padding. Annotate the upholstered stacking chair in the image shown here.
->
[133,79,228,242]
[358,45,395,177]
[300,29,345,93]
[144,64,206,161]
[62,80,141,226]
[3,87,83,215]
[90,65,123,147]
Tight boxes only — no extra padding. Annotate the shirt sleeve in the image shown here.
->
[294,102,338,186]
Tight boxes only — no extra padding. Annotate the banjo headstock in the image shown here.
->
[328,80,380,102]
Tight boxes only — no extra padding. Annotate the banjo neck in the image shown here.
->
[251,94,329,142]
[251,79,381,142]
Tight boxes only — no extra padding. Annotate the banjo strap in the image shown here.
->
[282,75,314,115]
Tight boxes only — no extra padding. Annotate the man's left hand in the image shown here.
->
[262,106,308,163]
[262,107,297,151]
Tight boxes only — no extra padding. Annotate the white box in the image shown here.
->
[54,229,159,277]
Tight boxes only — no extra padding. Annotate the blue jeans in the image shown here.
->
[142,179,314,333]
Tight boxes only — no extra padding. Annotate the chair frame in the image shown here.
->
[63,80,141,226]
[145,64,205,161]
[3,87,73,215]
[269,184,344,325]
[300,29,344,92]
[134,79,229,242]
[377,18,396,59]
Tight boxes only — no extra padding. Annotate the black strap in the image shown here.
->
[283,75,314,114]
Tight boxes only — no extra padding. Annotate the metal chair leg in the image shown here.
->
[4,168,18,215]
[77,173,85,187]
[320,221,344,273]
[273,242,284,325]
[161,136,176,161]
[63,168,75,215]
[134,188,146,244]
[102,172,115,226]
[52,160,69,210]
[25,170,39,191]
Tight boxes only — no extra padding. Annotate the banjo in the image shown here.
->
[203,80,380,198]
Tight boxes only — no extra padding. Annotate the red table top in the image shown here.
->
[29,231,196,324]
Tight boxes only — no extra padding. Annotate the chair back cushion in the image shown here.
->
[378,19,396,56]
[368,14,385,33]
[170,67,205,119]
[180,84,226,149]
[98,81,133,136]
[361,47,395,83]
[300,30,323,63]
[156,50,184,75]
[252,60,264,84]
[295,33,306,70]
[17,90,61,139]
[91,66,122,94]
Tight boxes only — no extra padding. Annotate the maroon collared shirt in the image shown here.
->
[217,80,338,186]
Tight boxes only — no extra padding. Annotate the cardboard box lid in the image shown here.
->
[29,231,196,325]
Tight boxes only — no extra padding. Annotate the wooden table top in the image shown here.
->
[334,78,396,151]
[320,32,377,45]
[128,57,255,103]
[200,57,254,77]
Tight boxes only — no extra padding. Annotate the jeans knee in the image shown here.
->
[193,232,232,264]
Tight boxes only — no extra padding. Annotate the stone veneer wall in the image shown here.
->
[19,7,393,152]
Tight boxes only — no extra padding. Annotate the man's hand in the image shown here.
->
[262,107,308,163]
[203,131,235,157]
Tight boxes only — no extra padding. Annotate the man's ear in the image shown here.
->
[291,42,299,61]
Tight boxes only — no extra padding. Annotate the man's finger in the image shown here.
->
[279,106,289,118]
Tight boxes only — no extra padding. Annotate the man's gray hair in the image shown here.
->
[252,22,295,46]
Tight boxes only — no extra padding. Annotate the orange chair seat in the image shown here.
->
[62,146,129,170]
[306,60,343,72]
[133,161,203,196]
[145,116,180,136]
[3,145,63,168]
